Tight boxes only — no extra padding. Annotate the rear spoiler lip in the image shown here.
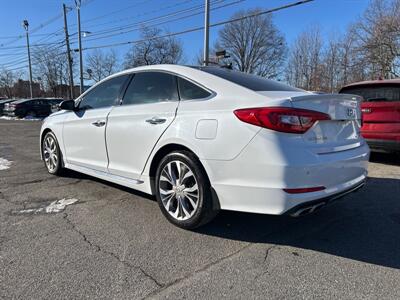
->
[289,93,362,104]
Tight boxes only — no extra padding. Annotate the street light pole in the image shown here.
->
[203,0,210,66]
[63,4,75,99]
[22,20,33,98]
[75,0,84,95]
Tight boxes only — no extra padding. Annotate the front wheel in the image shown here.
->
[42,132,63,175]
[155,151,218,229]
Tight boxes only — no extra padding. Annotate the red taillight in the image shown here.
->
[234,107,330,134]
[283,186,326,194]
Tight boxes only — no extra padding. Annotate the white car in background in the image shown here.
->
[40,65,369,229]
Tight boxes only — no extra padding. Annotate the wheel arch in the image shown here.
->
[40,128,53,160]
[40,128,64,167]
[147,143,220,210]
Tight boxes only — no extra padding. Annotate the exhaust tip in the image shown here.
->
[290,202,326,217]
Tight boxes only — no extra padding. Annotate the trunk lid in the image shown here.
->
[285,93,362,154]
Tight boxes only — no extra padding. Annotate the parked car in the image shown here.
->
[339,79,400,153]
[3,98,53,118]
[0,99,15,115]
[40,65,369,229]
[45,98,65,113]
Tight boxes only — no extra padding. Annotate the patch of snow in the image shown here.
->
[0,116,16,120]
[0,116,42,121]
[22,116,43,121]
[0,157,12,170]
[14,198,79,215]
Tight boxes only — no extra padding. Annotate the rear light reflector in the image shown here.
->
[234,107,330,133]
[283,186,326,194]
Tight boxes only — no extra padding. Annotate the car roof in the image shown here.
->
[12,99,34,104]
[0,99,13,103]
[82,64,228,97]
[341,79,400,89]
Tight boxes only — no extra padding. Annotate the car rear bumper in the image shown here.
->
[365,138,400,152]
[202,130,370,215]
[284,179,366,216]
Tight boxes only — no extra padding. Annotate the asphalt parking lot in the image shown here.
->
[0,119,399,299]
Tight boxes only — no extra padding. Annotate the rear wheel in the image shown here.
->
[42,132,63,175]
[155,151,218,229]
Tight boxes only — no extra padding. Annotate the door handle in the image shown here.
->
[92,120,106,127]
[145,117,167,125]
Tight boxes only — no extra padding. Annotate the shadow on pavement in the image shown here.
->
[197,176,400,269]
[60,168,400,270]
[369,151,400,166]
[60,168,156,200]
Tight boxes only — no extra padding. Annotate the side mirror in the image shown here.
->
[59,100,76,111]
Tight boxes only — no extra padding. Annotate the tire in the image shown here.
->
[42,131,63,175]
[155,151,218,229]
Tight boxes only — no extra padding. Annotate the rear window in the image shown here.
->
[196,67,302,92]
[340,85,400,102]
[177,77,211,100]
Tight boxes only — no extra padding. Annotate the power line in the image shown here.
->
[0,13,65,48]
[81,0,195,30]
[82,0,226,38]
[0,0,202,51]
[80,0,152,25]
[83,0,314,51]
[1,0,314,70]
[75,0,242,44]
[0,0,231,51]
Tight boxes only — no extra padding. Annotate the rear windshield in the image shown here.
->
[340,85,400,102]
[195,67,302,92]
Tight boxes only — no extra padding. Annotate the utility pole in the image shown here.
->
[203,0,210,66]
[63,4,74,99]
[22,20,33,98]
[75,0,84,95]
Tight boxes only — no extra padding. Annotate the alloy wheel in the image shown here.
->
[43,135,58,172]
[159,160,200,221]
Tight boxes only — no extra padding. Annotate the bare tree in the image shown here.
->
[32,46,74,97]
[321,33,343,92]
[286,26,324,90]
[0,68,16,98]
[124,26,183,68]
[86,49,119,82]
[215,9,286,78]
[353,0,400,78]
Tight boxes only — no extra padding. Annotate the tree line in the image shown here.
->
[0,0,399,99]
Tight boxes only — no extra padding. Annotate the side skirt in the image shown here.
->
[64,163,153,194]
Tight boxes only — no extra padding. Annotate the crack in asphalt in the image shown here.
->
[145,218,308,299]
[143,243,253,299]
[62,212,163,289]
[252,245,279,282]
[264,245,277,263]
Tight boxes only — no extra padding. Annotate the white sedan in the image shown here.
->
[40,64,369,229]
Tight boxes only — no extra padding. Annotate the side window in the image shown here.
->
[177,77,211,100]
[122,72,178,105]
[79,75,127,110]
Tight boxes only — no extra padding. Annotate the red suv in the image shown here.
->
[339,79,400,153]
